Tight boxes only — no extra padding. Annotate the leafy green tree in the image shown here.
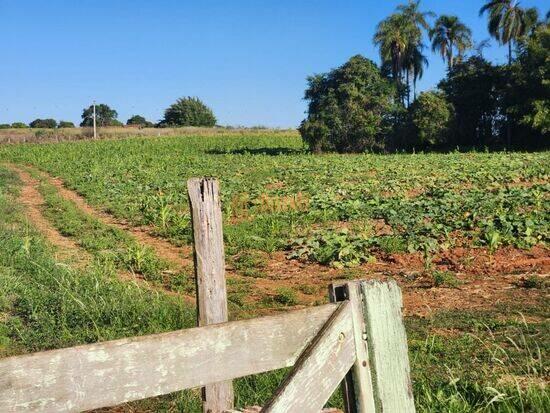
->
[429,15,473,68]
[80,104,119,127]
[161,97,216,127]
[480,0,530,64]
[439,56,505,147]
[299,55,397,153]
[11,122,28,128]
[126,115,153,127]
[29,119,57,128]
[0,124,10,129]
[409,90,454,147]
[58,121,75,128]
[506,24,550,142]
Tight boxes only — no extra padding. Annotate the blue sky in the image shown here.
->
[1,0,547,127]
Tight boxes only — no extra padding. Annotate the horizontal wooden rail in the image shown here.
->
[0,304,339,413]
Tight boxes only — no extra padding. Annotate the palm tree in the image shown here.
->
[373,13,411,89]
[406,44,429,100]
[429,15,473,69]
[397,0,434,33]
[479,0,529,65]
[374,1,433,106]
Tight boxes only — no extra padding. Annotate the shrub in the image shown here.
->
[126,115,153,127]
[299,55,397,153]
[409,90,454,147]
[161,97,216,127]
[11,122,28,128]
[29,119,57,128]
[0,124,10,129]
[58,121,75,128]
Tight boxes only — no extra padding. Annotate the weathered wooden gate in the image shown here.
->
[0,178,415,413]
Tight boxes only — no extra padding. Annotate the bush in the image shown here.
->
[58,121,75,128]
[299,55,397,153]
[161,97,216,127]
[409,91,454,147]
[11,122,28,129]
[29,119,57,128]
[0,124,10,129]
[126,115,154,127]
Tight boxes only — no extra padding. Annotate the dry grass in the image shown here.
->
[0,126,298,144]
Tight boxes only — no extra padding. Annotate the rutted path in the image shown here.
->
[12,166,90,266]
[40,168,194,271]
[9,164,192,301]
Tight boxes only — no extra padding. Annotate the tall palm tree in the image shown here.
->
[397,0,434,33]
[406,44,429,100]
[373,13,411,89]
[429,15,473,69]
[374,1,433,106]
[479,0,529,65]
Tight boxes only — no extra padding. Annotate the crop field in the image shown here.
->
[0,132,548,412]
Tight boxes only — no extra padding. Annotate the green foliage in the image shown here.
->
[127,115,153,127]
[429,15,473,68]
[80,104,119,127]
[272,288,297,306]
[58,121,75,128]
[439,56,505,147]
[0,124,10,129]
[299,55,397,153]
[508,25,550,140]
[161,97,216,127]
[432,270,460,288]
[10,122,27,128]
[29,118,57,128]
[289,229,374,268]
[410,90,454,147]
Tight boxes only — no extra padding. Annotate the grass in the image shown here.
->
[0,133,548,411]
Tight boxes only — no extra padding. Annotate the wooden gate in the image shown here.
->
[0,178,415,413]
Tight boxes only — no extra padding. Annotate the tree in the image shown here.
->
[479,0,530,65]
[126,115,153,127]
[374,1,433,106]
[409,90,454,147]
[439,56,505,147]
[80,104,118,127]
[161,97,216,127]
[58,121,75,128]
[429,15,473,68]
[506,24,550,143]
[29,119,57,128]
[11,122,28,128]
[299,55,397,153]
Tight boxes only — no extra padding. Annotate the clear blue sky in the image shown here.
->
[1,0,547,127]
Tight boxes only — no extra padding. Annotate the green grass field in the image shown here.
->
[0,133,548,412]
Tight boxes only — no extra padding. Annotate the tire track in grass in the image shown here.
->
[11,166,91,266]
[9,164,194,302]
[43,170,194,271]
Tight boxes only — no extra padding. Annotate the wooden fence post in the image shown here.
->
[330,280,415,413]
[329,282,375,413]
[188,177,234,413]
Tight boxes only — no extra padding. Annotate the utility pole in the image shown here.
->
[93,101,97,139]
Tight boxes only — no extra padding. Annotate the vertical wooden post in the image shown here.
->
[360,279,415,412]
[329,282,376,413]
[187,177,234,413]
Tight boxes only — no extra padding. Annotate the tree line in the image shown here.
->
[0,97,216,130]
[300,0,549,152]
